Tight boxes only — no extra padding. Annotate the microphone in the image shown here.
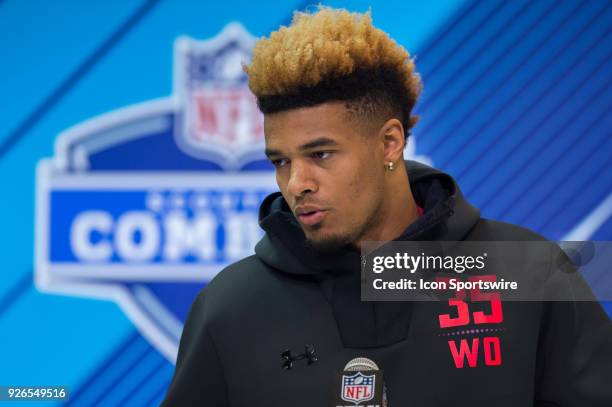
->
[332,357,388,407]
[344,357,380,372]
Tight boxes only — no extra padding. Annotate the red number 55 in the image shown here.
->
[437,275,503,328]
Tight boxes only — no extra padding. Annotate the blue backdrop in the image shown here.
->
[1,1,610,406]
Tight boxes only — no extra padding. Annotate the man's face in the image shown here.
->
[264,102,386,251]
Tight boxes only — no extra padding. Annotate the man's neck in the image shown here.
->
[355,168,419,248]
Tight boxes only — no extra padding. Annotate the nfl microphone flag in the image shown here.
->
[332,358,386,407]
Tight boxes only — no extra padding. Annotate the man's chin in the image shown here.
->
[304,232,352,254]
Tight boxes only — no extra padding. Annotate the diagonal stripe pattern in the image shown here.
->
[414,0,612,240]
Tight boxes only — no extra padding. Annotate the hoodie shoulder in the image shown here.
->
[207,255,270,294]
[195,255,274,319]
[467,218,549,241]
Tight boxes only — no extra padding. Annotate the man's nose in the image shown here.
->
[287,161,317,197]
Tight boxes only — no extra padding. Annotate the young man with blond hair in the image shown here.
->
[162,7,612,406]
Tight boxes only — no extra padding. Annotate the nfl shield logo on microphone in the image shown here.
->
[341,372,376,404]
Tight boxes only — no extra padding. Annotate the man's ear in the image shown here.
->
[379,118,405,163]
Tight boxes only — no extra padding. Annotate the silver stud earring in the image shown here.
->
[386,161,395,171]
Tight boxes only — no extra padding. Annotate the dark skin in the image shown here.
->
[264,101,420,251]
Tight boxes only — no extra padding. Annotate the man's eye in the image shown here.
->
[312,151,332,160]
[271,158,289,168]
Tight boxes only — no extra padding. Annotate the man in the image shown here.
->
[162,7,612,406]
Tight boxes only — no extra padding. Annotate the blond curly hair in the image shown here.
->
[244,7,422,135]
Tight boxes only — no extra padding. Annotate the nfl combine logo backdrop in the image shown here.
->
[34,23,431,362]
[35,24,276,362]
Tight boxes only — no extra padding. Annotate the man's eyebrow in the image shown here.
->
[298,137,338,151]
[265,137,338,158]
[264,148,280,158]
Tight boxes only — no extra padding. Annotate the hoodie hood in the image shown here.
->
[254,160,481,347]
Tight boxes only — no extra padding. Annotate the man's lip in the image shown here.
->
[294,205,325,216]
[296,209,327,226]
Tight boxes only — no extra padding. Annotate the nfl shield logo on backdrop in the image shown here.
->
[35,23,276,363]
[174,23,265,168]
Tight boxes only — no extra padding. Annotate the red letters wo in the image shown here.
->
[448,336,502,368]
